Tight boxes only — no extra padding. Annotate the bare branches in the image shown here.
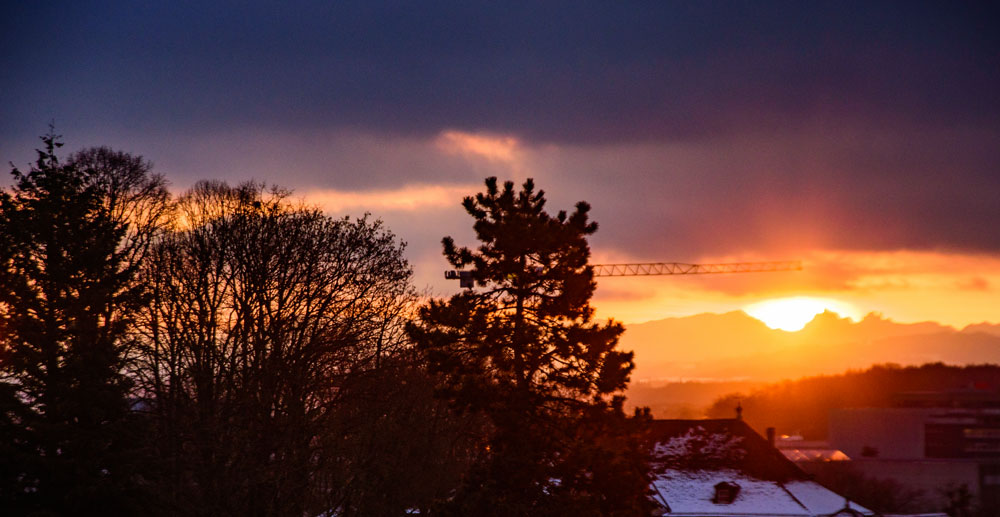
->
[134,180,416,515]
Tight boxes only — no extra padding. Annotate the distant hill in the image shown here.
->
[964,322,1000,337]
[625,380,761,419]
[619,310,1000,383]
[704,363,1000,439]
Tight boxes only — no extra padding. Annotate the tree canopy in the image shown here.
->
[2,134,655,515]
[408,177,652,515]
[135,180,424,514]
[0,132,169,513]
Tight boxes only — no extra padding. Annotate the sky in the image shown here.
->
[3,1,999,328]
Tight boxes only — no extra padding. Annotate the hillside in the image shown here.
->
[704,363,1000,439]
[625,380,761,418]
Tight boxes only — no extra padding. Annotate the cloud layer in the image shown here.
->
[2,1,998,323]
[5,2,996,140]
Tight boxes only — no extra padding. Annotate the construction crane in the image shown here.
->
[445,260,802,288]
[591,260,802,277]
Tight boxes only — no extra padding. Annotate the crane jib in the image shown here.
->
[445,261,802,285]
[589,261,802,277]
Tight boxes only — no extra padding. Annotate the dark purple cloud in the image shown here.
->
[2,0,999,260]
[3,1,997,141]
[583,125,1000,258]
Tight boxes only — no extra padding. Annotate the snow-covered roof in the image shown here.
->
[649,419,807,482]
[651,469,872,516]
[784,480,870,515]
[649,419,873,516]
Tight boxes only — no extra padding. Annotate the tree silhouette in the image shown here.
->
[135,181,423,515]
[0,132,168,513]
[408,177,653,515]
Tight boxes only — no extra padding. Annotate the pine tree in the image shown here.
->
[0,132,162,513]
[408,177,653,515]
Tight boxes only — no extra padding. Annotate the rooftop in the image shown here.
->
[649,419,872,516]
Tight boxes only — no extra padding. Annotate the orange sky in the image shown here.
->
[5,2,998,337]
[285,130,1000,332]
[589,249,1000,329]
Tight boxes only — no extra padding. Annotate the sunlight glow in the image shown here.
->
[743,297,861,331]
[591,250,1000,329]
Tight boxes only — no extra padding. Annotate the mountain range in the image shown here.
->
[620,310,1000,384]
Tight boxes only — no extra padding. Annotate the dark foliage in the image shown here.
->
[2,137,655,515]
[408,177,653,515]
[329,351,484,516]
[134,181,440,515]
[0,133,169,514]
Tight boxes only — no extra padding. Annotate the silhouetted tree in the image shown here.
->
[408,177,653,515]
[329,350,485,516]
[0,132,169,513]
[67,146,172,272]
[135,181,421,515]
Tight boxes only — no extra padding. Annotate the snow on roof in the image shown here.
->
[655,426,745,460]
[649,419,808,482]
[652,469,873,516]
[649,420,875,516]
[653,469,805,515]
[784,480,870,515]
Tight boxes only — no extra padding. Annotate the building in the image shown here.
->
[828,390,1000,509]
[648,419,906,516]
[776,434,852,463]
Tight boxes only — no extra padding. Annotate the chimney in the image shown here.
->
[766,427,776,447]
[735,401,743,420]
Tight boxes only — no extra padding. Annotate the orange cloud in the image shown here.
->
[301,184,475,214]
[435,130,522,163]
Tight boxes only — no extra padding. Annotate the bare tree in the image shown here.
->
[135,181,416,515]
[68,146,173,268]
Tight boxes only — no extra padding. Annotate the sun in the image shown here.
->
[743,297,860,332]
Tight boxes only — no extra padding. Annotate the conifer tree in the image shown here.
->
[0,133,166,513]
[408,177,653,515]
